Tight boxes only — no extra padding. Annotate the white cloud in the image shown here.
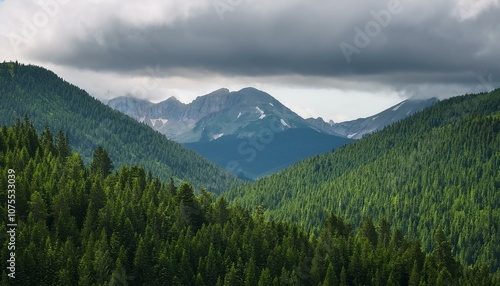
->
[453,0,500,20]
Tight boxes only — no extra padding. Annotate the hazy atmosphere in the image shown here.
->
[1,0,499,121]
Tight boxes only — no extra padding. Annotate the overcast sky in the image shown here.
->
[1,0,499,122]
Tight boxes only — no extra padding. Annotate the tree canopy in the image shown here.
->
[0,119,496,284]
[224,89,500,276]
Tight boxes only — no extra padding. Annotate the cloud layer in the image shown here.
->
[1,0,499,119]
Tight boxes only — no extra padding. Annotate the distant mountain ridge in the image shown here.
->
[307,97,439,139]
[109,87,310,143]
[110,90,439,142]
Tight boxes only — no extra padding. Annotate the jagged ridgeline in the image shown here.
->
[224,89,500,275]
[0,120,496,284]
[0,62,241,194]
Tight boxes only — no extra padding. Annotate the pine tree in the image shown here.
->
[360,217,378,246]
[56,130,71,158]
[258,268,273,286]
[224,263,241,286]
[244,257,258,286]
[40,126,56,155]
[28,191,48,223]
[90,146,113,178]
[387,270,399,286]
[340,267,347,286]
[110,258,128,286]
[176,183,203,228]
[167,177,177,195]
[433,229,458,278]
[435,268,452,286]
[409,261,421,286]
[323,262,339,286]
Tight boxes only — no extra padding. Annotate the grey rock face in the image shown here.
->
[307,98,439,139]
[108,87,309,143]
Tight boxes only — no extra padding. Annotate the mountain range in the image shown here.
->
[306,97,439,139]
[109,88,351,179]
[109,88,437,179]
[109,87,313,143]
[109,89,438,142]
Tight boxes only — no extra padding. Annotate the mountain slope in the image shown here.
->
[110,87,352,179]
[0,62,241,193]
[307,97,439,139]
[109,87,312,143]
[223,90,500,272]
[185,128,352,180]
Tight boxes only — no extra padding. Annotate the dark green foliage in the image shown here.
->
[1,120,496,284]
[90,146,113,178]
[224,89,500,276]
[0,62,241,193]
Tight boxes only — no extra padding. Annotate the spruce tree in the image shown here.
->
[90,146,113,178]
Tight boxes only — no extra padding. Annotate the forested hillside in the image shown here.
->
[0,120,496,285]
[184,128,352,180]
[224,90,500,276]
[0,62,241,193]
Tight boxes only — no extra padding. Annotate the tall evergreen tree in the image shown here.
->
[90,146,113,178]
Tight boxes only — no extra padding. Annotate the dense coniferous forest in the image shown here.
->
[0,62,241,193]
[224,90,500,278]
[0,120,496,285]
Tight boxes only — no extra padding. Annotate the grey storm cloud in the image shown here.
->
[23,0,500,90]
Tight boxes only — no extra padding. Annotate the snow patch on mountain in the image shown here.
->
[150,118,168,125]
[347,132,358,139]
[256,107,266,119]
[151,118,169,127]
[392,102,405,111]
[281,119,290,127]
[212,133,224,141]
